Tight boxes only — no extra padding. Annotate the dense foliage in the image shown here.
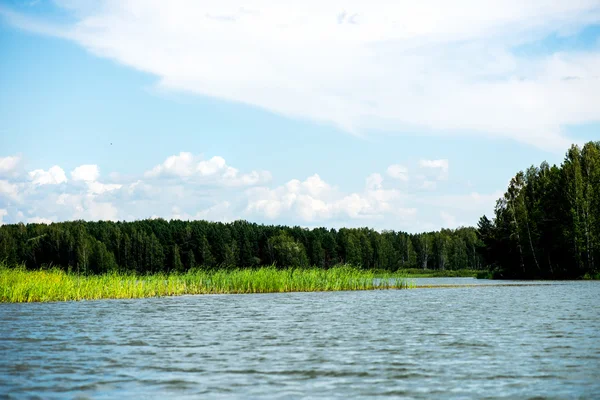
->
[478,141,600,279]
[0,219,483,274]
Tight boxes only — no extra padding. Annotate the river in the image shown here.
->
[1,278,599,398]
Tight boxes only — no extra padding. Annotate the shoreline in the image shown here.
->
[393,269,479,278]
[3,266,594,304]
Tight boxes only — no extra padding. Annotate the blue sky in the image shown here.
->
[1,0,599,232]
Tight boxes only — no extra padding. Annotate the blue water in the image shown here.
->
[1,279,599,399]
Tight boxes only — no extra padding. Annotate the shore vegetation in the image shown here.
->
[0,263,412,303]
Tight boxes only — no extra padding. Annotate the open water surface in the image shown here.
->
[1,279,599,399]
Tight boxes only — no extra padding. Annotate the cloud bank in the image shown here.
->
[1,1,600,150]
[0,152,499,232]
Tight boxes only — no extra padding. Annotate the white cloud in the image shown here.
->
[0,209,7,225]
[419,159,449,180]
[86,181,122,195]
[145,152,271,186]
[1,152,267,223]
[420,159,449,169]
[146,152,196,178]
[29,166,67,185]
[387,164,409,181]
[0,151,502,232]
[0,155,21,177]
[27,216,53,224]
[287,174,335,198]
[3,1,600,150]
[56,193,84,213]
[248,173,336,221]
[196,201,232,222]
[366,173,383,190]
[440,211,457,228]
[87,201,118,220]
[56,193,118,221]
[198,156,227,177]
[0,180,20,201]
[246,173,412,223]
[71,164,100,182]
[171,201,234,223]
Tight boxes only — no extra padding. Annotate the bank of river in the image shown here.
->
[1,279,598,398]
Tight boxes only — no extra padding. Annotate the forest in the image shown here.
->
[0,141,598,279]
[478,141,600,279]
[0,219,482,275]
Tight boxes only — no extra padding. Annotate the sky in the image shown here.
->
[0,0,599,232]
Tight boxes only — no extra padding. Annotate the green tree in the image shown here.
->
[268,232,308,267]
[171,244,184,273]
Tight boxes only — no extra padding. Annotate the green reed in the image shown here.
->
[0,263,412,303]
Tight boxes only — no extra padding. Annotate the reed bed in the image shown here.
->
[0,264,413,303]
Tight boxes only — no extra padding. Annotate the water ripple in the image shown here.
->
[0,280,599,399]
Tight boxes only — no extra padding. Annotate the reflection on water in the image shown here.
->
[1,279,599,399]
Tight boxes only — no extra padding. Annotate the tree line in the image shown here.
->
[2,141,597,279]
[0,218,483,274]
[478,141,600,279]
